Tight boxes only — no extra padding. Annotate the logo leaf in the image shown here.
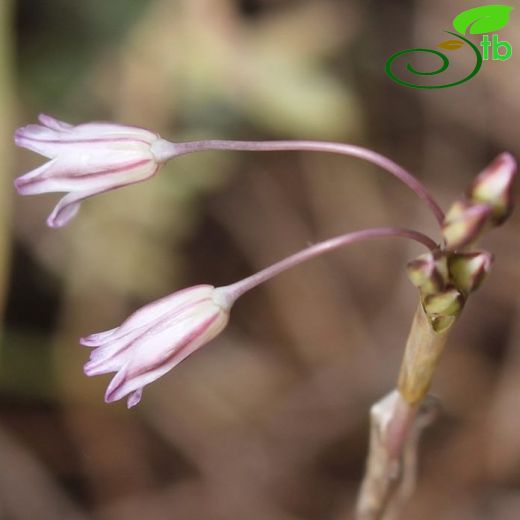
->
[452,5,513,35]
[437,40,465,51]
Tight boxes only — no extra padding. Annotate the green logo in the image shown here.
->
[385,5,513,89]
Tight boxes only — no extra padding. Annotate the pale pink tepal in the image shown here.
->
[81,284,234,408]
[14,114,173,227]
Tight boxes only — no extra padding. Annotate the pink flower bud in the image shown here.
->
[81,285,234,408]
[468,152,517,225]
[14,114,176,227]
[441,201,491,250]
[448,250,493,294]
[406,251,449,295]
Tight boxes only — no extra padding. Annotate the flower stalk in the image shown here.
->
[223,227,437,301]
[14,116,445,228]
[160,139,445,225]
[82,226,436,407]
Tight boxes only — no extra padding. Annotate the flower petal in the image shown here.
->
[38,113,73,131]
[71,122,158,143]
[80,328,119,347]
[83,296,219,376]
[95,285,214,344]
[46,189,99,228]
[14,126,62,158]
[14,159,58,195]
[83,327,151,375]
[15,122,158,158]
[127,388,143,409]
[104,368,128,404]
[16,148,156,192]
[102,309,228,405]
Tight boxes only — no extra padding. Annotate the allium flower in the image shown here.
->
[79,227,438,409]
[14,114,175,227]
[81,285,234,408]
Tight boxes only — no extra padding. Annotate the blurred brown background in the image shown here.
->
[1,0,520,518]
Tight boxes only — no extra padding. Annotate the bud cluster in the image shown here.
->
[442,153,516,250]
[407,153,516,328]
[407,247,495,330]
[399,154,515,407]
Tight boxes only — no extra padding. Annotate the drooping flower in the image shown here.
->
[81,285,234,408]
[14,114,177,227]
[80,227,438,408]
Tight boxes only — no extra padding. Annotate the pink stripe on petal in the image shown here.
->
[98,300,215,365]
[104,369,128,404]
[129,312,222,379]
[14,160,57,195]
[104,286,213,341]
[22,159,157,197]
[16,156,154,190]
[129,297,213,337]
[14,133,61,158]
[51,158,152,180]
[84,355,125,376]
[20,135,153,146]
[83,297,216,375]
[72,122,158,142]
[84,362,111,377]
[85,326,150,367]
[38,160,158,194]
[103,313,222,405]
[161,312,224,366]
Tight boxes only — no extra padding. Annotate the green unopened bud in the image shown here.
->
[423,288,463,317]
[468,152,517,225]
[449,250,493,294]
[442,201,491,250]
[407,251,448,294]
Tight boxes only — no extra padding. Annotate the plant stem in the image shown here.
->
[354,391,438,520]
[165,139,445,226]
[397,304,455,405]
[355,303,458,519]
[222,227,437,302]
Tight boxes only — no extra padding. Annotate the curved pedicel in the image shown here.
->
[385,32,483,90]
